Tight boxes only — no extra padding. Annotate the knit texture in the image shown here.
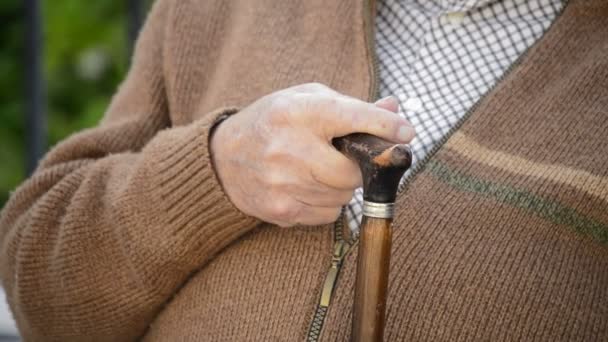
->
[1,0,607,341]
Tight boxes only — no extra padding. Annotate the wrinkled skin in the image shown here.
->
[211,83,415,227]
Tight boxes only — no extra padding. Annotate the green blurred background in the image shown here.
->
[0,0,152,208]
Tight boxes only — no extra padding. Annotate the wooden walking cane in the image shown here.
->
[334,133,412,342]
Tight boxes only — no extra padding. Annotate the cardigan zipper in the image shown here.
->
[305,1,379,341]
[307,0,569,339]
[306,215,350,341]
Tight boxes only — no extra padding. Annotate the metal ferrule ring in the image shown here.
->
[362,201,395,219]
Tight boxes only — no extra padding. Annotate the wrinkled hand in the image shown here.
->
[210,83,415,227]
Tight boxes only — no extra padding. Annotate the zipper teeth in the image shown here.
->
[306,210,349,341]
[307,0,569,340]
[334,208,345,243]
[306,306,328,342]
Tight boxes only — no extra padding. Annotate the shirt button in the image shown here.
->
[445,11,466,26]
[402,97,423,112]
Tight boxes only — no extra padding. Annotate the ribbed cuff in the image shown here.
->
[121,107,260,292]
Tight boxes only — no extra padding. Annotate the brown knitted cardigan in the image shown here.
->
[1,0,607,340]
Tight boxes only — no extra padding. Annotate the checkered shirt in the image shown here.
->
[346,0,565,232]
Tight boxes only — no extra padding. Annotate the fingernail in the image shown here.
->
[374,96,399,109]
[397,125,415,142]
[375,96,400,113]
[374,95,396,105]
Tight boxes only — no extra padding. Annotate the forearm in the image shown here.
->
[0,108,259,340]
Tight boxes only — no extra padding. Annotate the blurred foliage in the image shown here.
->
[0,1,150,207]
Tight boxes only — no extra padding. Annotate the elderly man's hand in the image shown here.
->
[210,83,415,227]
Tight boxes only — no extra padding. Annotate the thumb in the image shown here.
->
[374,96,399,113]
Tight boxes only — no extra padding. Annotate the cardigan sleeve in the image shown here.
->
[0,0,259,340]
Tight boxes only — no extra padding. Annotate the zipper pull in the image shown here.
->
[320,240,348,307]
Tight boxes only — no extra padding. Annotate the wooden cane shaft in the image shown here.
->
[351,216,393,342]
[333,132,410,342]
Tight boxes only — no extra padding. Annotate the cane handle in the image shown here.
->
[333,133,412,203]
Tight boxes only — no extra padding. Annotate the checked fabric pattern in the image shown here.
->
[346,0,564,232]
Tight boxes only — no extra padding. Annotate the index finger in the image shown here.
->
[312,96,416,143]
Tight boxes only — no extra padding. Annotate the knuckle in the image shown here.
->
[304,82,330,92]
[268,199,289,217]
[265,169,287,187]
[292,93,335,122]
[332,99,355,125]
[262,140,289,164]
[316,93,337,106]
[270,95,290,111]
[268,199,300,222]
[265,96,292,124]
[290,92,314,106]
[288,92,318,118]
[346,105,364,125]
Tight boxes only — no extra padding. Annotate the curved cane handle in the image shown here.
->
[333,133,412,203]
